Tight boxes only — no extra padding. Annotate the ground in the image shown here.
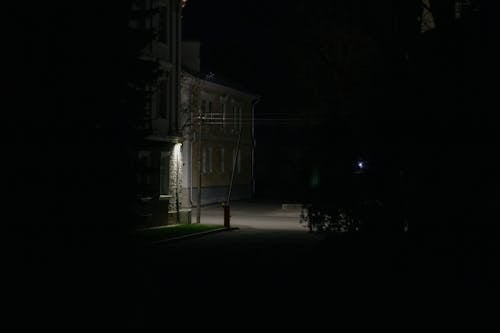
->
[134,201,499,329]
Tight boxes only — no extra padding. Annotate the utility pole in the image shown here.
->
[196,108,203,224]
[225,116,243,228]
[227,128,243,205]
[250,98,260,199]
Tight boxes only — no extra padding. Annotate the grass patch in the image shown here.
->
[137,224,224,242]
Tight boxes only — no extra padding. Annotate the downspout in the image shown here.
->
[176,3,182,223]
[189,75,201,210]
[175,1,182,135]
[190,121,194,208]
[189,84,194,208]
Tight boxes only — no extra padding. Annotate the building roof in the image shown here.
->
[182,66,261,100]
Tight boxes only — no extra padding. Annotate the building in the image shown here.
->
[181,42,260,208]
[133,0,190,227]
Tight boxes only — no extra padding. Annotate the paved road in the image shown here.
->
[135,202,411,327]
[197,201,307,230]
[134,201,499,329]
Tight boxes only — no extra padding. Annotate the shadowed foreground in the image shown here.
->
[135,227,498,329]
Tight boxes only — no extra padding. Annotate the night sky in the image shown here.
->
[182,1,286,93]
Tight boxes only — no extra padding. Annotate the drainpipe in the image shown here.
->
[189,92,194,208]
[189,134,193,207]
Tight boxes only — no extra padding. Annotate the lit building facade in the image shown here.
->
[181,42,260,206]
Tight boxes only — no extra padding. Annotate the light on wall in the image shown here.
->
[172,143,183,181]
[172,143,183,174]
[173,143,182,158]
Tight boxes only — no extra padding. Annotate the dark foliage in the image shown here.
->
[296,1,499,237]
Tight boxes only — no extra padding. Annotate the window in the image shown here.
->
[202,148,207,174]
[159,6,168,44]
[137,151,152,194]
[220,148,225,173]
[208,147,213,174]
[221,103,226,128]
[201,100,206,117]
[159,152,170,195]
[208,101,213,120]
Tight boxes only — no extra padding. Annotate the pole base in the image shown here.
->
[224,205,230,229]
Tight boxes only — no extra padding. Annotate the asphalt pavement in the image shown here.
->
[134,201,499,329]
[196,200,307,230]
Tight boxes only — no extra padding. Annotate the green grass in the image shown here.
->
[137,224,224,242]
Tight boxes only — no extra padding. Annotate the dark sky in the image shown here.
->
[182,1,293,105]
[180,0,404,120]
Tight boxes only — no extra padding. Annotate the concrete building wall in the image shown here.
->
[181,71,259,206]
[190,141,252,187]
[135,0,189,227]
[191,185,252,206]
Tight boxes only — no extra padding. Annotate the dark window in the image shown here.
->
[159,152,170,195]
[137,151,152,195]
[202,148,207,174]
[208,147,213,174]
[201,100,206,116]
